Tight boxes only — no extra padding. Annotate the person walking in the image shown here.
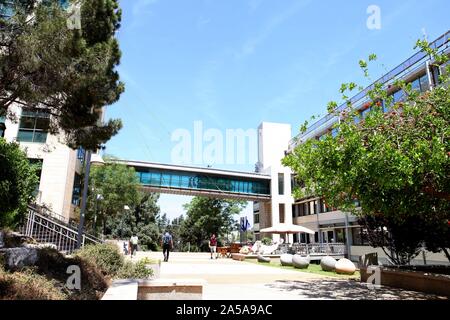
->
[161,231,173,262]
[130,234,139,256]
[123,240,129,255]
[209,233,218,259]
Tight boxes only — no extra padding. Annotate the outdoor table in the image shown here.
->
[217,246,231,258]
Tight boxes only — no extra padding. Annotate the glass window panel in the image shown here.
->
[392,89,404,103]
[419,74,429,92]
[17,130,34,142]
[161,174,171,186]
[278,173,284,195]
[411,78,421,92]
[140,172,150,184]
[33,131,47,143]
[35,117,50,130]
[19,117,35,129]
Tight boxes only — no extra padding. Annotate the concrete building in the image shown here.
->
[268,30,450,264]
[1,105,83,221]
[253,122,294,243]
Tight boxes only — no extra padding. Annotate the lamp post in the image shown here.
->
[93,193,103,236]
[77,150,92,249]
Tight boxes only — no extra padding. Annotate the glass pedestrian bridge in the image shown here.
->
[116,160,272,201]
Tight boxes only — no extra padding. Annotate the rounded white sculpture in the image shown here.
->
[335,258,356,275]
[320,256,337,271]
[257,255,271,263]
[292,254,310,269]
[280,254,293,266]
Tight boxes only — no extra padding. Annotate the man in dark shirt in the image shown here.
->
[161,231,173,262]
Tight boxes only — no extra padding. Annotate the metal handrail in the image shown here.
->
[28,204,102,243]
[291,243,347,255]
[23,206,102,253]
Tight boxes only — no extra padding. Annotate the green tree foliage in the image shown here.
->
[0,0,124,150]
[180,197,245,251]
[0,139,39,227]
[87,161,139,235]
[166,215,184,251]
[105,192,161,251]
[283,40,450,264]
[86,160,161,250]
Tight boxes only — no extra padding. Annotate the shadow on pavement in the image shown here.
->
[266,279,448,300]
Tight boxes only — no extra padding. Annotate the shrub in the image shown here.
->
[262,237,272,245]
[36,247,108,300]
[0,140,39,228]
[116,258,153,279]
[0,268,67,300]
[74,243,124,277]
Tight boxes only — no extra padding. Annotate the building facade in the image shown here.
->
[255,31,450,265]
[253,122,294,243]
[1,104,83,221]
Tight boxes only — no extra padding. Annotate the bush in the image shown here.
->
[0,140,39,228]
[262,237,272,245]
[116,257,154,279]
[36,247,108,300]
[74,243,124,277]
[0,268,67,300]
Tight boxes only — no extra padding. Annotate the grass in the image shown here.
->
[245,258,360,279]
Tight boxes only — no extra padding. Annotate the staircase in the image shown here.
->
[20,205,102,254]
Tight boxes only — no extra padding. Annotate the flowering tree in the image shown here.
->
[283,40,450,264]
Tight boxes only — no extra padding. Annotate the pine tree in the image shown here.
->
[0,0,124,149]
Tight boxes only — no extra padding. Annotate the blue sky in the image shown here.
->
[105,0,449,222]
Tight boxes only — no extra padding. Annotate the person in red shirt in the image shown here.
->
[209,234,218,259]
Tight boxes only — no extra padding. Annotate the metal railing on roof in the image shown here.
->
[289,30,450,149]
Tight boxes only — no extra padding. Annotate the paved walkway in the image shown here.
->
[132,251,447,300]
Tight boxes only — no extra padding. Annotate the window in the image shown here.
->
[360,107,372,119]
[335,228,346,243]
[17,109,50,143]
[72,173,82,206]
[29,159,43,197]
[0,1,14,18]
[392,89,405,103]
[331,128,339,138]
[352,227,369,246]
[77,147,85,163]
[254,213,260,224]
[278,173,284,195]
[279,204,285,223]
[0,115,5,138]
[419,74,430,92]
[309,201,316,215]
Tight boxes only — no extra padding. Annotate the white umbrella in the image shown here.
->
[259,223,315,235]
